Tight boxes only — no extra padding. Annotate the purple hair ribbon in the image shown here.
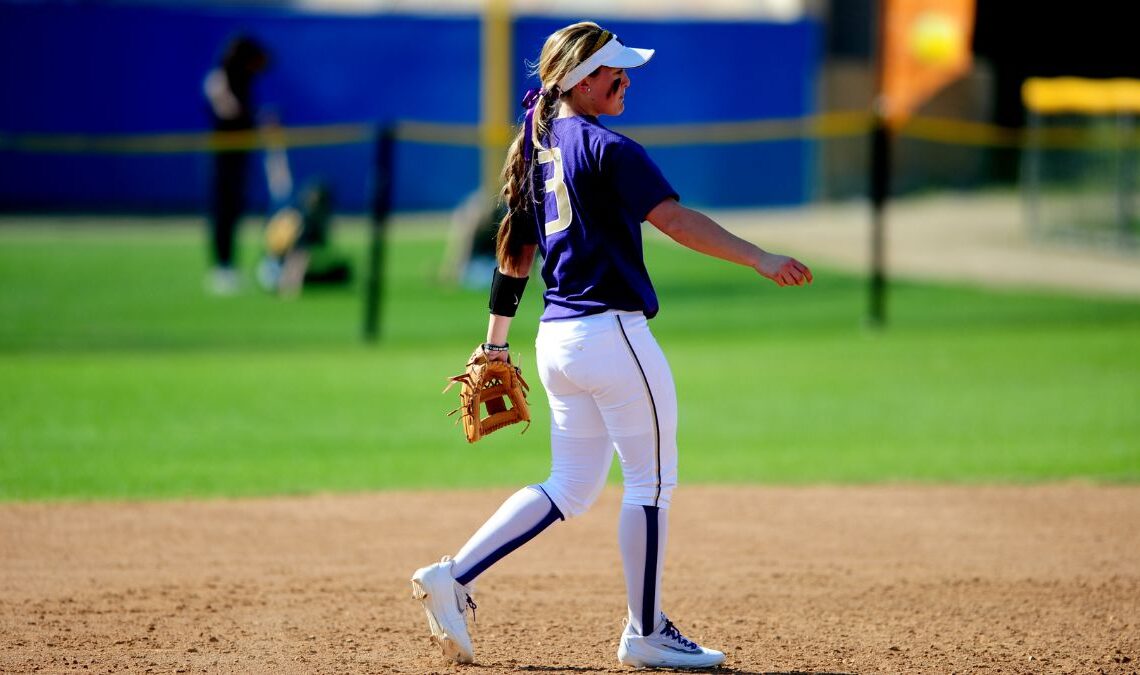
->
[521,87,545,164]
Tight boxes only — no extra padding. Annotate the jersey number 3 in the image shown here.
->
[538,147,573,236]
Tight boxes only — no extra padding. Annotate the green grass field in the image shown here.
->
[1,216,1137,500]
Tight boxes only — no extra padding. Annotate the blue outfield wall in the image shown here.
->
[0,3,821,212]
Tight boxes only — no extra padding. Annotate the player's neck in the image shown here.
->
[556,101,577,118]
[557,100,597,119]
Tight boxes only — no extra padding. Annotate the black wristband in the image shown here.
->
[482,342,510,352]
[489,268,528,317]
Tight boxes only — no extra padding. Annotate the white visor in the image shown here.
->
[556,37,655,92]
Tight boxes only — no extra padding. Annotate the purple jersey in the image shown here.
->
[529,115,677,321]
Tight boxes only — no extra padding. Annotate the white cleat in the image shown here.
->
[618,614,725,669]
[410,556,476,664]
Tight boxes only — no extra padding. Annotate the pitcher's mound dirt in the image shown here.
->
[2,485,1138,674]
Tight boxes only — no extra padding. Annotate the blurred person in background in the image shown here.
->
[203,34,270,295]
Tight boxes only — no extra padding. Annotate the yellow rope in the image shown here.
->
[1,111,1135,154]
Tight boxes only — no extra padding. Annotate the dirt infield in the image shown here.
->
[2,485,1138,674]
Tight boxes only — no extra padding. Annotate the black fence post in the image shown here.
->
[869,115,892,328]
[363,124,395,343]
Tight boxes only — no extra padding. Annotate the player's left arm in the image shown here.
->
[646,198,812,287]
[481,244,538,362]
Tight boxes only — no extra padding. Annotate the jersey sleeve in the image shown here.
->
[600,136,679,223]
[511,206,540,245]
[510,169,543,245]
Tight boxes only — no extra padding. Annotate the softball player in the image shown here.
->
[412,21,811,669]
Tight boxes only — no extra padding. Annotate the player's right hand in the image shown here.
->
[757,252,812,287]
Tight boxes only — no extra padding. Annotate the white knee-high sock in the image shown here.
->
[451,485,563,586]
[619,504,668,636]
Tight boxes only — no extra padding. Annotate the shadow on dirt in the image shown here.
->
[512,666,856,675]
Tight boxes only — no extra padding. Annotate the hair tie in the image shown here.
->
[520,87,547,165]
[521,88,542,110]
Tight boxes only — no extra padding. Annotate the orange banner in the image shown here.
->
[879,0,975,129]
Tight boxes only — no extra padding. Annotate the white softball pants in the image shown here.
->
[535,310,678,517]
[449,310,677,635]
